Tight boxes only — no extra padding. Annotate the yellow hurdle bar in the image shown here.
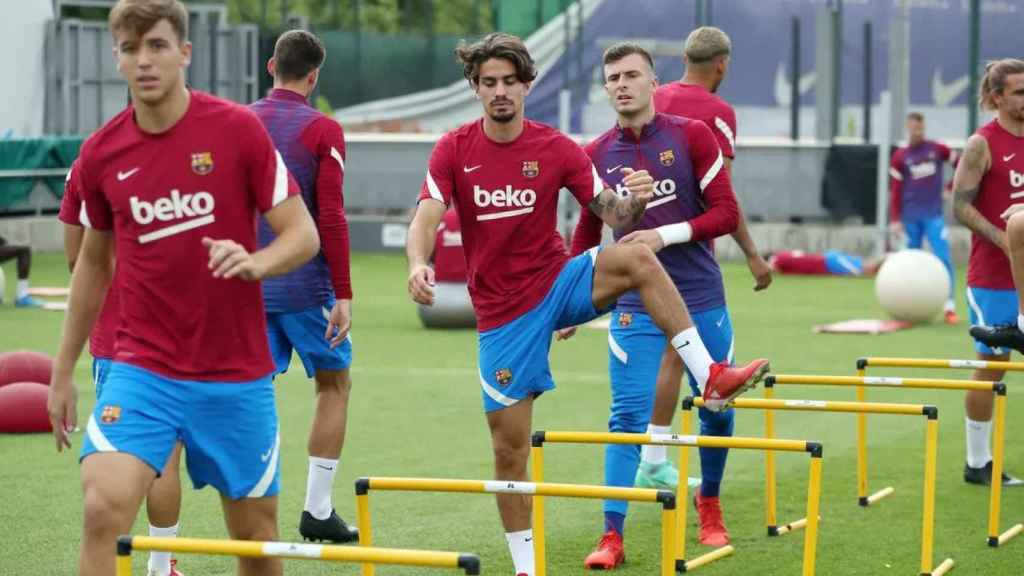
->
[767,373,999,392]
[856,358,1024,550]
[115,536,480,574]
[355,476,677,576]
[688,396,951,575]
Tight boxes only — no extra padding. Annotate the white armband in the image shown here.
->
[655,222,693,246]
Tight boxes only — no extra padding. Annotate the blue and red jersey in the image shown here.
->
[250,89,351,313]
[571,113,738,313]
[889,140,952,222]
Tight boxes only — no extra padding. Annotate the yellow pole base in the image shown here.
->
[773,517,811,536]
[993,523,1024,547]
[928,558,955,575]
[864,486,895,506]
[676,545,735,572]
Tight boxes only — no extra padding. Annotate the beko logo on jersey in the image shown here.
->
[473,185,537,221]
[909,162,937,180]
[130,190,216,244]
[615,178,678,209]
[1011,170,1024,189]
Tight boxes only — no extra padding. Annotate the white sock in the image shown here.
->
[945,299,956,313]
[965,417,993,469]
[305,456,339,520]
[505,529,534,576]
[16,279,28,299]
[671,327,714,391]
[147,523,178,576]
[1017,313,1024,333]
[641,424,671,465]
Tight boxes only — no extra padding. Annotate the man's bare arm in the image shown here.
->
[953,134,1005,253]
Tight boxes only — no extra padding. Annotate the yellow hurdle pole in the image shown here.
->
[678,405,693,565]
[693,397,932,416]
[356,485,375,576]
[768,374,998,392]
[858,356,1024,373]
[920,413,939,574]
[764,384,779,534]
[529,442,547,576]
[855,365,869,506]
[121,536,480,572]
[661,502,678,576]
[116,537,133,576]
[803,452,823,576]
[988,386,1007,547]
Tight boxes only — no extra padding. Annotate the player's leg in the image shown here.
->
[964,287,1023,485]
[220,496,282,575]
[79,453,156,576]
[636,348,687,490]
[972,212,1024,351]
[278,302,358,542]
[487,397,536,575]
[585,312,663,569]
[591,243,768,410]
[924,217,957,321]
[0,244,41,307]
[904,218,925,250]
[145,442,184,576]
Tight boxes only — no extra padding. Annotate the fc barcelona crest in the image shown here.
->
[100,405,121,424]
[495,368,513,387]
[618,313,633,328]
[659,149,675,167]
[522,160,540,178]
[191,152,214,176]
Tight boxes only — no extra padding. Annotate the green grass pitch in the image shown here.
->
[0,252,1021,574]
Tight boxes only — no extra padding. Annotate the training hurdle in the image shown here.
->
[772,370,1023,550]
[114,535,481,574]
[685,396,953,576]
[856,357,1024,549]
[354,477,676,576]
[531,430,822,575]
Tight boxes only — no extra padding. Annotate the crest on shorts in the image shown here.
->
[100,405,121,424]
[618,313,633,328]
[659,149,675,167]
[495,368,513,387]
[522,161,540,178]
[191,152,214,176]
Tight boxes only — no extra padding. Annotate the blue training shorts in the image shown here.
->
[80,361,280,500]
[824,251,864,276]
[966,286,1019,355]
[92,357,113,399]
[266,297,353,378]
[477,247,609,412]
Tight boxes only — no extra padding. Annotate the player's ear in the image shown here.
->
[267,57,277,79]
[180,40,192,67]
[308,68,320,91]
[523,81,532,96]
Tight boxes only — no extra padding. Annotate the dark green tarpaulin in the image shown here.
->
[0,137,84,209]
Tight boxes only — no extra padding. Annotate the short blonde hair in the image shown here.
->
[684,26,731,64]
[979,59,1024,111]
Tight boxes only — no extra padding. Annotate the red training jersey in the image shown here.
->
[418,119,603,331]
[967,120,1024,290]
[76,91,299,381]
[58,160,119,361]
[654,82,737,159]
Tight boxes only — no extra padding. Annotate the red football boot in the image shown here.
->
[703,359,770,412]
[583,530,625,570]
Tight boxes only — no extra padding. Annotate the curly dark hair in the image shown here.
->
[454,33,536,85]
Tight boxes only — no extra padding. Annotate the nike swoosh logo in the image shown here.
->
[716,314,726,327]
[260,448,273,462]
[524,538,533,542]
[932,68,969,107]
[316,465,335,471]
[773,61,816,107]
[1005,154,1017,162]
[676,341,690,349]
[606,164,623,174]
[464,165,482,173]
[117,167,140,181]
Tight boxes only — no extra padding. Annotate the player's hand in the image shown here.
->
[202,237,264,280]
[325,298,352,349]
[1001,204,1024,221]
[47,373,77,452]
[621,167,654,203]
[746,254,773,291]
[408,264,436,306]
[555,326,578,341]
[619,229,666,252]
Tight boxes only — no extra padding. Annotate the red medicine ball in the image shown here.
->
[0,350,54,387]
[0,382,52,433]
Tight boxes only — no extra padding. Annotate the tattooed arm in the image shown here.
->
[587,167,653,232]
[952,134,1006,254]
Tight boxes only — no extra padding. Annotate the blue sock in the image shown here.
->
[698,407,734,499]
[700,480,721,498]
[604,511,625,536]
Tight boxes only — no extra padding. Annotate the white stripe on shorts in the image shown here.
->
[479,370,516,407]
[608,332,628,364]
[246,433,280,498]
[86,415,116,452]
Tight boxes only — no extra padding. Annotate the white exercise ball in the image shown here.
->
[874,249,949,323]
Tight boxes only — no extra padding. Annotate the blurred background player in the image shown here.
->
[570,42,747,566]
[405,32,767,576]
[417,208,476,328]
[250,29,358,544]
[60,159,185,576]
[768,249,885,277]
[889,111,958,323]
[45,2,320,575]
[952,58,1024,487]
[0,234,43,307]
